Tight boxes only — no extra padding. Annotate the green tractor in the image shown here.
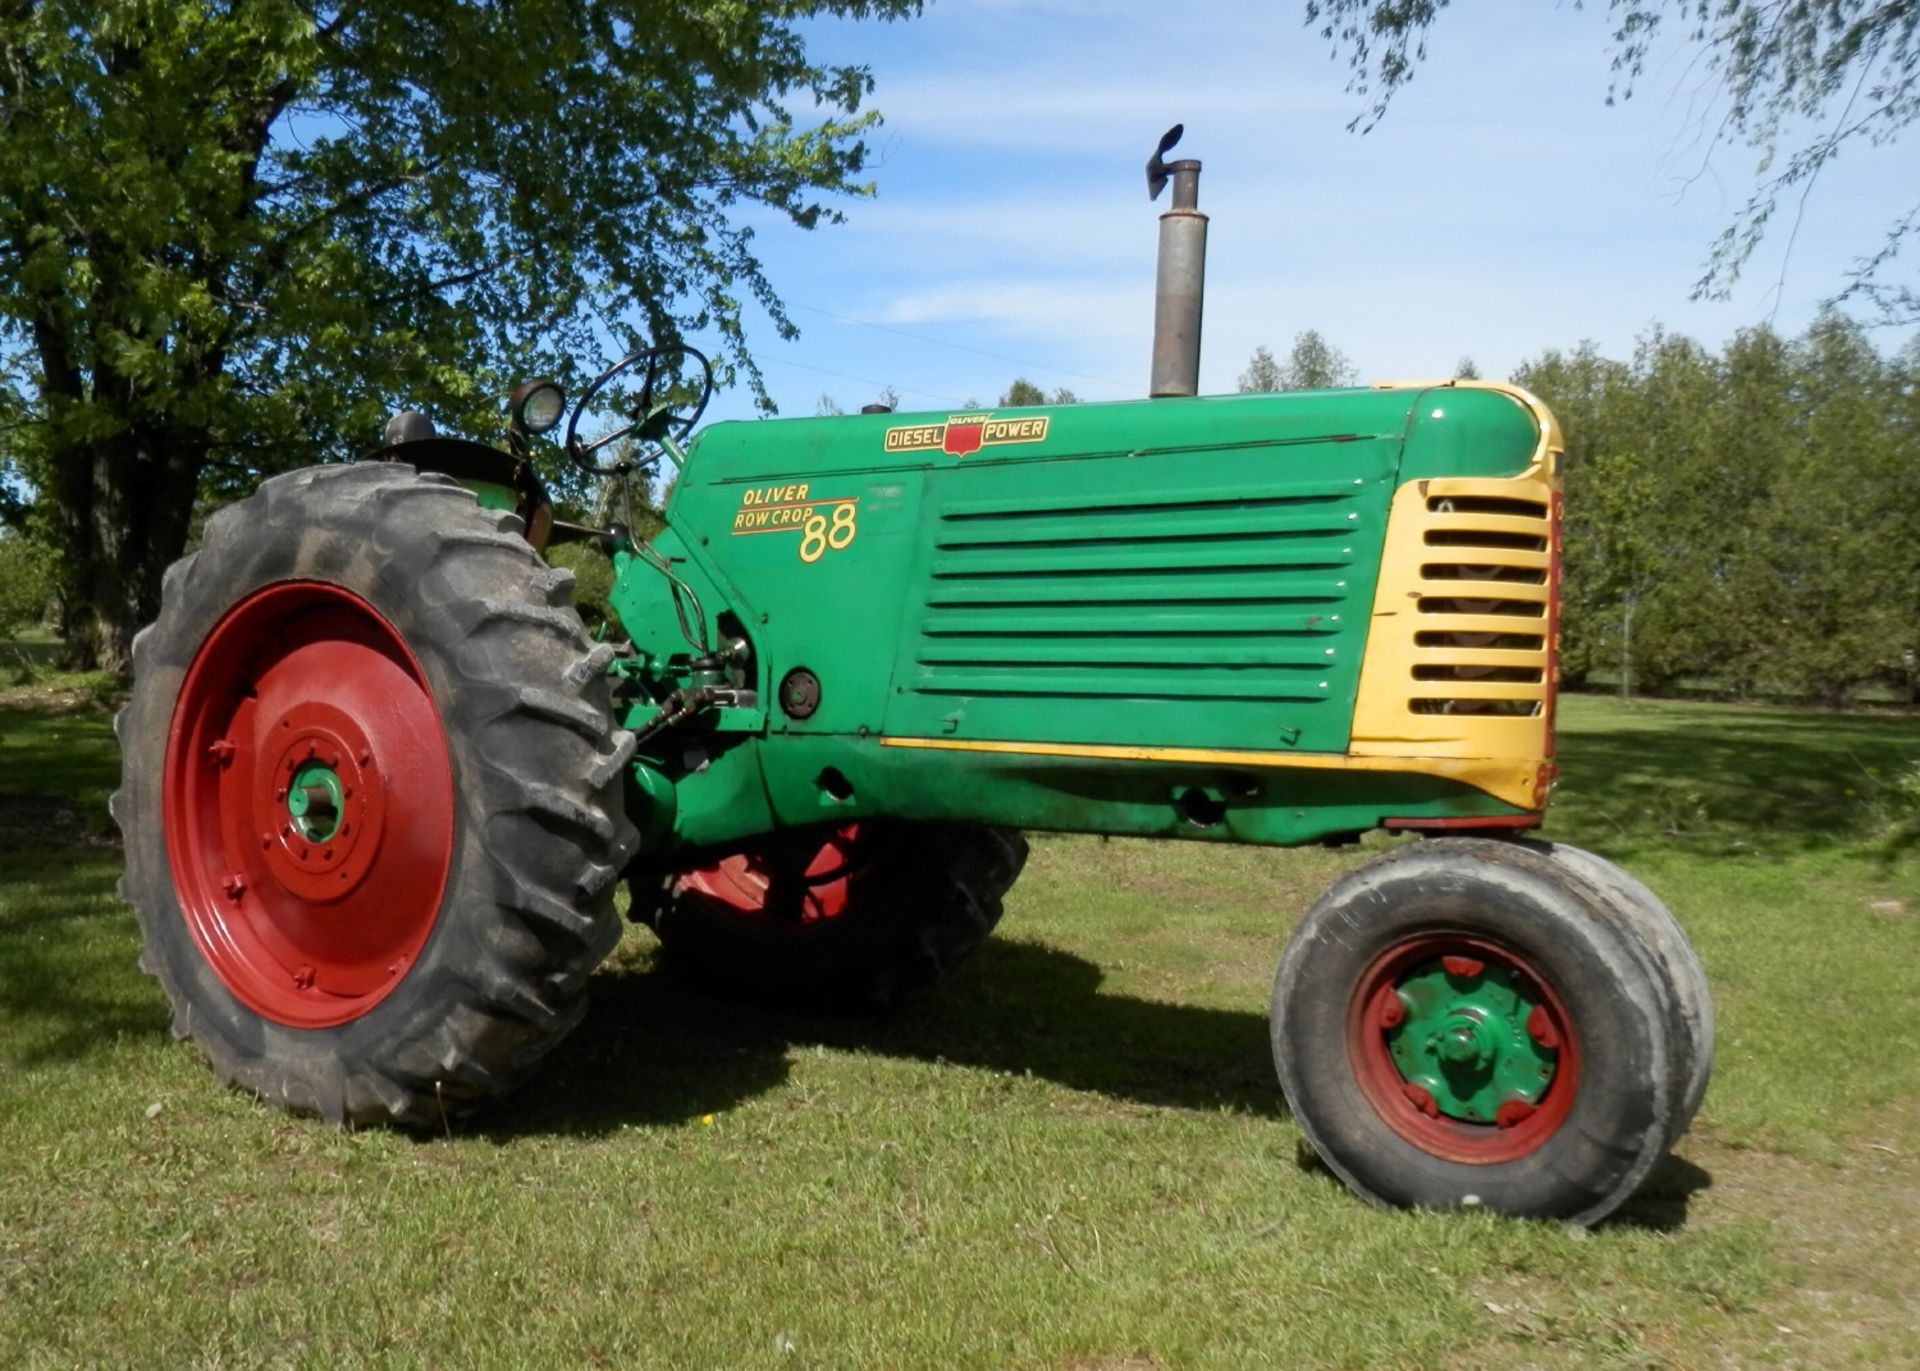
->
[115,137,1711,1225]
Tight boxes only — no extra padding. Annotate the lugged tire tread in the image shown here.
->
[505,685,607,741]
[115,462,638,1130]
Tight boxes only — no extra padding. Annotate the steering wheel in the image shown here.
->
[564,343,714,477]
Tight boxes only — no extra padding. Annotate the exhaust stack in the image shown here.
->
[1147,124,1207,398]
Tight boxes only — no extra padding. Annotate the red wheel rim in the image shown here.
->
[162,582,455,1028]
[677,825,862,925]
[1345,933,1581,1164]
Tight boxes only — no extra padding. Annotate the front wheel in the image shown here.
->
[115,464,637,1128]
[1271,838,1676,1224]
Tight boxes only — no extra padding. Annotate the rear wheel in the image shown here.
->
[115,464,637,1128]
[647,823,1027,1009]
[1271,838,1676,1224]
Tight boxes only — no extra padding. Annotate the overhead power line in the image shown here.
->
[757,355,970,407]
[789,302,1136,396]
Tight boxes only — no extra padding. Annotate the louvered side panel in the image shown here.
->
[883,445,1398,752]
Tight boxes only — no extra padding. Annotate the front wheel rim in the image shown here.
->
[161,582,455,1028]
[1346,932,1581,1164]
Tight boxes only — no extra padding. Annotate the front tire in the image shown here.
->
[1271,838,1676,1224]
[114,464,637,1128]
[1521,840,1713,1147]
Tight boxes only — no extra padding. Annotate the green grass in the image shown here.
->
[3,685,1917,1369]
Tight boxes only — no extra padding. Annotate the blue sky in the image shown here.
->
[699,0,1915,423]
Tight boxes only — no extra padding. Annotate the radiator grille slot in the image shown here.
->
[1415,630,1545,651]
[1419,563,1547,585]
[1427,495,1548,519]
[1417,597,1546,617]
[1412,664,1544,684]
[1411,698,1542,717]
[1425,528,1547,552]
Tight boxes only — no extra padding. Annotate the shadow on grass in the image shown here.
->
[1613,1154,1714,1231]
[0,889,156,1069]
[496,936,1285,1139]
[1553,707,1920,855]
[502,936,1716,1230]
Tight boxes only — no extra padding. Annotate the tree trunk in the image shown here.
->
[1619,594,1636,703]
[55,427,203,674]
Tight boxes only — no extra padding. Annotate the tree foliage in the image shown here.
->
[1517,313,1920,704]
[998,378,1079,407]
[1307,1,1920,318]
[0,530,53,637]
[1238,331,1359,391]
[1237,345,1283,393]
[0,0,920,669]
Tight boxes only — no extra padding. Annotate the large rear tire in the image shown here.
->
[1271,838,1676,1225]
[646,823,1027,1009]
[114,464,637,1128]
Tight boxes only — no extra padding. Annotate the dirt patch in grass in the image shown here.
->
[0,670,127,715]
[1464,1107,1920,1369]
[1692,1118,1920,1366]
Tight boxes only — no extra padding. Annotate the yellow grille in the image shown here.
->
[1350,473,1559,778]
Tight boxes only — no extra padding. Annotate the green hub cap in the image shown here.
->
[287,760,345,843]
[1384,956,1558,1123]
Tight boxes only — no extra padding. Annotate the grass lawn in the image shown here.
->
[2,681,1917,1369]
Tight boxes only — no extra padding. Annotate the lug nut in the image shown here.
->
[1376,991,1407,1031]
[220,873,246,899]
[1526,1004,1560,1050]
[1441,955,1484,980]
[292,966,315,990]
[207,739,235,765]
[1401,1083,1440,1118]
[1495,1099,1537,1129]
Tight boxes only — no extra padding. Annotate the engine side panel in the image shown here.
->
[614,384,1554,852]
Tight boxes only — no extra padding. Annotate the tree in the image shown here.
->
[0,530,52,639]
[0,1,921,670]
[1281,330,1359,390]
[1237,333,1357,393]
[1454,356,1481,380]
[1237,345,1284,392]
[1307,1,1920,319]
[1517,315,1920,705]
[998,378,1078,406]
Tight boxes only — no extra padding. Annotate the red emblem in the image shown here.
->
[942,422,985,457]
